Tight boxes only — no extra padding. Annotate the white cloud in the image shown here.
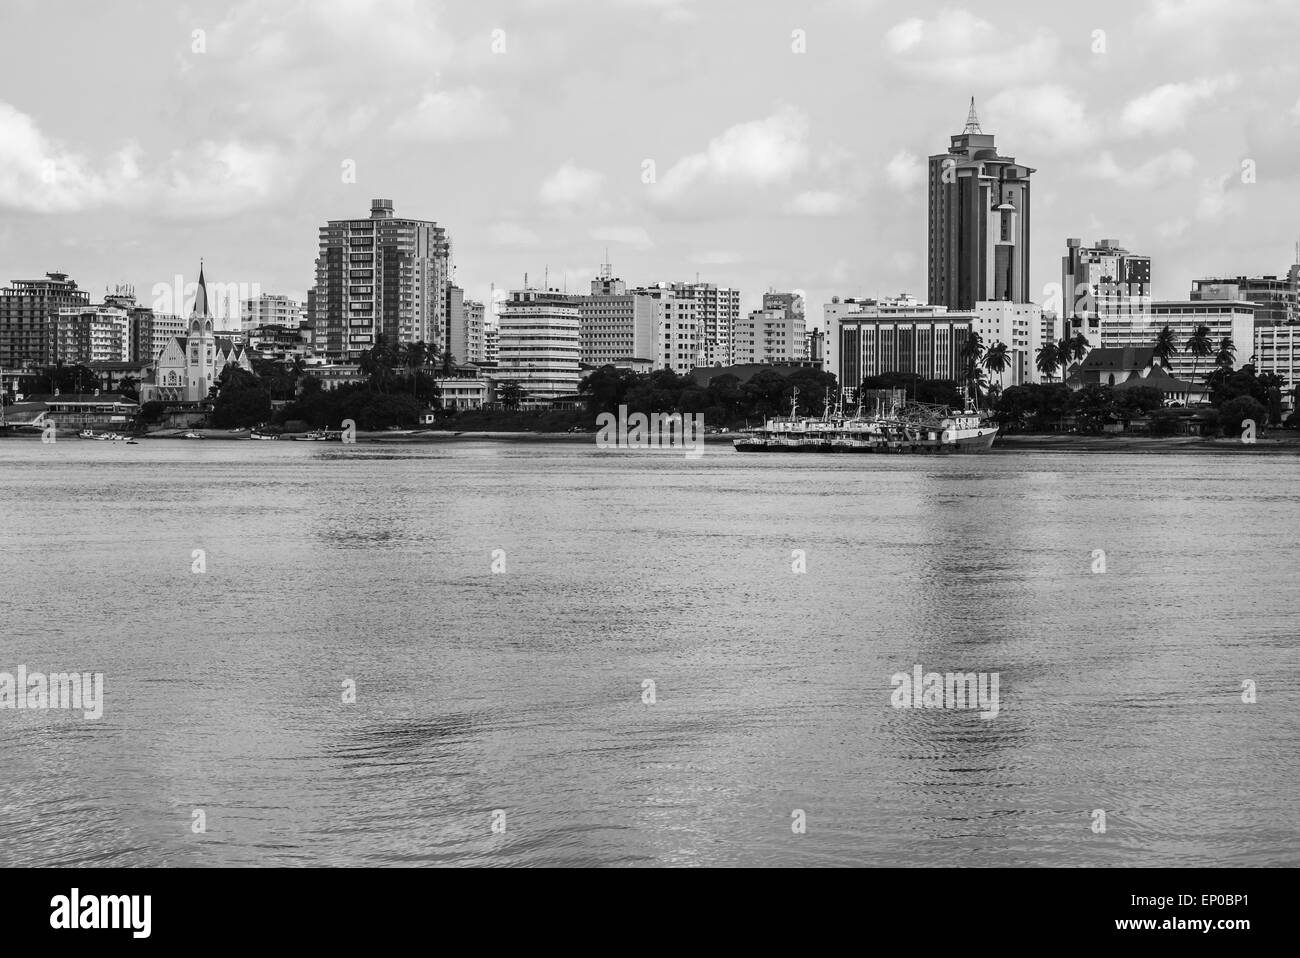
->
[1194,172,1238,222]
[1084,148,1197,188]
[884,10,1058,85]
[986,85,1098,153]
[785,190,853,216]
[1120,76,1238,136]
[590,226,653,250]
[0,100,282,216]
[885,150,924,191]
[540,161,605,208]
[390,87,510,141]
[691,250,743,265]
[653,105,811,211]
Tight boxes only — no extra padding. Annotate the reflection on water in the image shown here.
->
[1,440,1297,866]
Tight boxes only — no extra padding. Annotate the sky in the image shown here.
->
[2,0,1299,327]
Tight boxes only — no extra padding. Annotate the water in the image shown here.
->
[1,438,1297,867]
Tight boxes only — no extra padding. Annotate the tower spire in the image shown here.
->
[964,97,982,134]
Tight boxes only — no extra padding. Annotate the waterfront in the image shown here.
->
[1,441,1297,867]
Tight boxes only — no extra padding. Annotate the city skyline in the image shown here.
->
[3,0,1300,322]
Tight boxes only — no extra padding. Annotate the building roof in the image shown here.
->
[1112,364,1198,392]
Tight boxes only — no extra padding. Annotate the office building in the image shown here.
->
[496,287,583,401]
[1190,265,1300,326]
[928,99,1034,309]
[241,293,306,333]
[669,281,740,367]
[49,305,130,365]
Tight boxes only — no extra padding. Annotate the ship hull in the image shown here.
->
[733,427,998,454]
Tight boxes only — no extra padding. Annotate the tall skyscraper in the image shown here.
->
[0,272,90,369]
[928,99,1034,310]
[313,198,451,362]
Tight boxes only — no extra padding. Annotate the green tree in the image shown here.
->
[983,341,1010,395]
[1214,337,1236,371]
[498,381,526,410]
[1219,395,1267,437]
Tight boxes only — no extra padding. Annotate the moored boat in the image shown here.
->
[733,388,998,454]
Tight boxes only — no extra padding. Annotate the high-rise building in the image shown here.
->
[496,287,583,402]
[50,305,130,365]
[482,322,499,370]
[1062,238,1152,348]
[734,292,807,365]
[928,99,1034,309]
[1190,265,1300,326]
[580,264,657,368]
[0,272,91,369]
[635,285,700,374]
[971,301,1042,387]
[241,293,306,333]
[670,281,740,366]
[313,198,451,362]
[835,309,974,391]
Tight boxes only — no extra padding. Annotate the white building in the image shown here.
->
[51,305,130,364]
[1252,325,1300,412]
[972,301,1042,386]
[139,266,254,402]
[496,288,583,401]
[580,269,657,368]
[1099,301,1256,386]
[241,293,306,334]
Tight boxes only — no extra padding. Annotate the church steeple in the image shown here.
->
[192,261,210,319]
[963,97,983,134]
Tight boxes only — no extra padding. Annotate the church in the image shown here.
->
[140,264,253,403]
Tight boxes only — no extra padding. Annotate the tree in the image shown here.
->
[1153,325,1177,369]
[210,365,272,427]
[983,341,1010,395]
[1035,342,1061,381]
[1214,337,1236,371]
[498,381,526,410]
[1219,395,1267,438]
[1183,324,1213,406]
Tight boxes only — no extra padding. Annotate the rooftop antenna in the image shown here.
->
[964,97,982,134]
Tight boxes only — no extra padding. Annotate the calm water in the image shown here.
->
[1,438,1297,867]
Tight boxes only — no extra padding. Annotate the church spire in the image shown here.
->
[193,260,210,318]
[964,97,982,134]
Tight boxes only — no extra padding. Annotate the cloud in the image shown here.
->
[652,105,811,213]
[690,250,743,265]
[1083,148,1197,188]
[1120,76,1238,136]
[885,150,924,191]
[487,222,541,246]
[0,100,282,216]
[390,87,510,141]
[785,190,853,216]
[986,85,1098,153]
[539,161,606,208]
[590,226,653,250]
[884,10,1058,85]
[1194,172,1239,222]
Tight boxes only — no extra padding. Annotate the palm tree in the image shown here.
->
[1036,342,1061,382]
[1069,332,1089,365]
[1214,336,1236,371]
[959,332,985,404]
[403,341,429,396]
[1153,325,1177,369]
[983,341,1010,395]
[1184,324,1213,405]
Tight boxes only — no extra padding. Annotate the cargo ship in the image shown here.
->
[733,388,997,454]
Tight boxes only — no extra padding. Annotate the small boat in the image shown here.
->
[249,431,278,440]
[183,432,204,439]
[125,438,138,445]
[294,430,334,441]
